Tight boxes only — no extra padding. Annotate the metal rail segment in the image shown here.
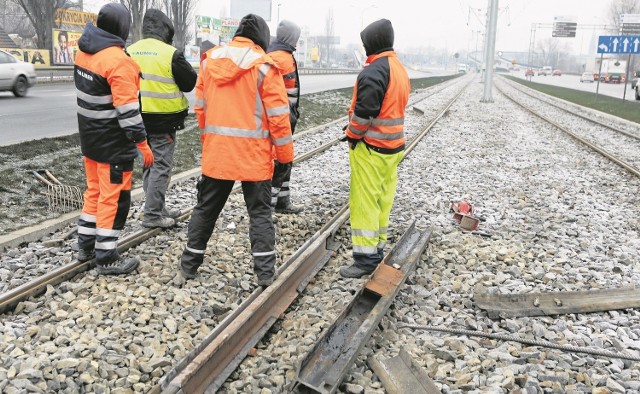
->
[152,206,348,393]
[293,223,432,393]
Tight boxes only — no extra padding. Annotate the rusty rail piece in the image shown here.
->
[293,222,432,394]
[151,205,349,394]
[476,287,640,319]
[495,82,640,178]
[367,347,440,394]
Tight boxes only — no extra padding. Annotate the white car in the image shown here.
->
[580,72,595,83]
[0,49,37,97]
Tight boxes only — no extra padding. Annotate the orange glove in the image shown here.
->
[136,140,154,168]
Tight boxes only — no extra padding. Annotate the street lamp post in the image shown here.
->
[361,4,377,30]
[277,3,282,24]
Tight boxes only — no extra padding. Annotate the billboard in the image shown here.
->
[230,0,271,21]
[185,45,200,63]
[196,15,212,34]
[54,8,97,26]
[220,18,240,45]
[52,29,82,65]
[1,48,51,67]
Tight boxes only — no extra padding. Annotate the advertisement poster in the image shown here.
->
[196,15,212,34]
[54,8,97,26]
[220,18,239,45]
[185,45,200,63]
[1,48,51,67]
[52,29,82,65]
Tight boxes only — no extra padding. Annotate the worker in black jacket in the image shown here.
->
[129,9,197,228]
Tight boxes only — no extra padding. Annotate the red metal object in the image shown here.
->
[460,215,480,231]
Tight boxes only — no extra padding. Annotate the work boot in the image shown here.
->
[96,257,139,275]
[257,275,275,287]
[275,202,304,214]
[162,207,181,219]
[77,248,95,262]
[339,264,375,278]
[178,262,200,280]
[141,216,176,229]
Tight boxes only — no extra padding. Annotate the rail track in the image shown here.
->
[1,73,639,392]
[496,78,640,178]
[0,75,473,393]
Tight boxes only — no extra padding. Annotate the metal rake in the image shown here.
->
[32,169,83,213]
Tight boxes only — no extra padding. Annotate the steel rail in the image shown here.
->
[496,83,640,178]
[293,224,432,394]
[0,119,344,315]
[152,206,348,394]
[501,77,640,141]
[152,78,473,393]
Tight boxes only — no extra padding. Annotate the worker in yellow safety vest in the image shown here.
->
[128,9,197,229]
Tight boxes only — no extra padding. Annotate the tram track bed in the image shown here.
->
[0,77,469,392]
[1,74,639,393]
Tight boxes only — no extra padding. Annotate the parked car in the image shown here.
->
[552,69,562,76]
[580,72,595,83]
[0,49,36,97]
[525,68,534,77]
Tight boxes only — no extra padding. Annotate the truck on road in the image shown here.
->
[595,58,627,83]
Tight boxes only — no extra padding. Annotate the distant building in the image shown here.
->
[0,26,19,49]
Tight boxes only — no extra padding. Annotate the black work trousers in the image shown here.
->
[181,176,276,280]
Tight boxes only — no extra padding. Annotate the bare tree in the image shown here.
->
[169,0,195,51]
[1,0,34,43]
[607,0,640,32]
[120,0,154,43]
[11,0,77,50]
[151,0,196,51]
[323,8,334,67]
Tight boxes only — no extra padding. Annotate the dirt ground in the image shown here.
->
[0,77,455,235]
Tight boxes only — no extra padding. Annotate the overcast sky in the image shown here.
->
[84,0,613,55]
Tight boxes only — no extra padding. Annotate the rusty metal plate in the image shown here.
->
[365,264,404,297]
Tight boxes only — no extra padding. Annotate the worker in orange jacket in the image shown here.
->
[74,3,154,275]
[340,19,410,278]
[267,19,303,214]
[180,14,294,286]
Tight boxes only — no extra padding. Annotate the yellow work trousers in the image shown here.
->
[349,142,403,269]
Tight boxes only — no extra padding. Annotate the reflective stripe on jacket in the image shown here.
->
[128,38,189,114]
[346,51,410,152]
[267,49,299,110]
[195,37,293,181]
[75,44,146,163]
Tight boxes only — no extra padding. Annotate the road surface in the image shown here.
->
[0,69,434,146]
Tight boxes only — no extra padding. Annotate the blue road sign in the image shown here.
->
[598,35,640,54]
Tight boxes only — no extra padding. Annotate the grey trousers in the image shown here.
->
[181,176,276,280]
[142,132,176,221]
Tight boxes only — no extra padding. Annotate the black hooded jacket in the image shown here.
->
[131,8,197,134]
[234,14,270,52]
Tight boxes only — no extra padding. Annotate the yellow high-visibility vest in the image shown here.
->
[128,38,189,114]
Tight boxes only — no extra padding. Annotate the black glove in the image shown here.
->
[347,137,360,150]
[339,124,349,142]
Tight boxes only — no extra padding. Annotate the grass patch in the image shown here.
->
[504,75,640,124]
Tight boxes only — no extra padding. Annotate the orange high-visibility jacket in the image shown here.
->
[75,23,147,163]
[268,49,299,113]
[346,51,410,153]
[194,37,294,181]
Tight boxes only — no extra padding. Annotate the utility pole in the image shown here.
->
[481,0,499,103]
